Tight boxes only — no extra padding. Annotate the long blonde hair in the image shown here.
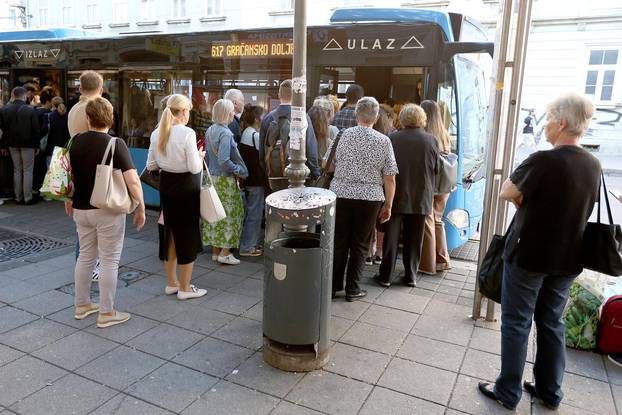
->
[421,100,451,153]
[158,94,191,155]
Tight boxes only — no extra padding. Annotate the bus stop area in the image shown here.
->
[0,201,620,415]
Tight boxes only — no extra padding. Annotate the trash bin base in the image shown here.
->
[263,337,329,372]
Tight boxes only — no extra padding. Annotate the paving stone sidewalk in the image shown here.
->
[0,200,620,415]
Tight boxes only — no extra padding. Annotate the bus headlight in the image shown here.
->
[446,209,469,229]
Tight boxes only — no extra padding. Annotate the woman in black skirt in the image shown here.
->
[146,94,207,300]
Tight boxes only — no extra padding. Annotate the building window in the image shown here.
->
[9,8,18,27]
[172,0,187,18]
[112,0,128,23]
[85,0,99,24]
[585,49,618,102]
[206,0,222,16]
[279,0,294,9]
[39,0,49,26]
[140,0,156,21]
[61,4,72,26]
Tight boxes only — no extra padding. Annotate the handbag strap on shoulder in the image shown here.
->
[202,159,215,187]
[101,137,116,168]
[324,130,344,171]
[599,171,614,225]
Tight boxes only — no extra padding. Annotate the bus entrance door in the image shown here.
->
[11,69,65,103]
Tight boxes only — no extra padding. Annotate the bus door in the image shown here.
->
[0,71,9,106]
[119,68,193,207]
[437,44,492,248]
[10,68,65,103]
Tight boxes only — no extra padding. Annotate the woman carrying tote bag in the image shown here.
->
[67,97,145,329]
[146,94,208,300]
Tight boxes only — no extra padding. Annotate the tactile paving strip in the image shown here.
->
[449,239,480,262]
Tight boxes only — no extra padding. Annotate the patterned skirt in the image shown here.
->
[201,175,244,249]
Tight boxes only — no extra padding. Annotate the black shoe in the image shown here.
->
[373,255,382,265]
[346,290,367,302]
[477,382,516,411]
[609,353,622,367]
[365,257,373,265]
[523,381,559,410]
[25,198,39,206]
[372,274,390,288]
[404,278,416,287]
[16,199,25,205]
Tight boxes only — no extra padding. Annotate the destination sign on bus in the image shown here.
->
[210,40,293,58]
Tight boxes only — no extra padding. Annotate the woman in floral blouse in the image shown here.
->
[325,96,398,301]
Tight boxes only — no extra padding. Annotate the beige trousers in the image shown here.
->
[419,193,451,274]
[73,208,126,313]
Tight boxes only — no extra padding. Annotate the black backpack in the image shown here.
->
[263,115,290,177]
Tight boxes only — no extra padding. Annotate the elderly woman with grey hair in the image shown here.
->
[478,93,601,411]
[325,96,398,302]
[202,98,249,265]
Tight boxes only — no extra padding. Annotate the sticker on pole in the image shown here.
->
[292,76,307,94]
[274,262,287,280]
[289,106,307,151]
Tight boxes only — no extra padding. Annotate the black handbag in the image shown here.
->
[312,130,343,189]
[582,172,622,276]
[140,167,160,190]
[477,219,514,303]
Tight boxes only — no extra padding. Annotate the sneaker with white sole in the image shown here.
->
[97,310,130,328]
[75,303,99,320]
[177,285,207,300]
[165,286,179,295]
[239,248,262,257]
[217,254,240,265]
[91,258,101,282]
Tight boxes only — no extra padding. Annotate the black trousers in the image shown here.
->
[333,198,382,295]
[379,213,427,284]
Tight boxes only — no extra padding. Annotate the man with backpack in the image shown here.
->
[259,80,320,185]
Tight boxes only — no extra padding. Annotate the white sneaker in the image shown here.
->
[217,254,240,265]
[177,285,207,300]
[165,286,179,295]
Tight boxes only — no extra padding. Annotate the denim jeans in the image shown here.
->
[494,260,577,408]
[239,186,265,252]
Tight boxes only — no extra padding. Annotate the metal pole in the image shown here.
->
[472,0,514,320]
[473,0,534,321]
[286,0,310,188]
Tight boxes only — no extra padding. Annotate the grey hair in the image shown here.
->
[355,96,380,125]
[224,89,243,103]
[212,99,235,125]
[313,97,334,119]
[546,93,595,137]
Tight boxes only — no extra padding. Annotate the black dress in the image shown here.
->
[158,171,202,264]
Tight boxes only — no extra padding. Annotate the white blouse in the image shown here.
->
[146,124,202,174]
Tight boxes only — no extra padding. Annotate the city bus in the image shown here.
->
[0,8,493,249]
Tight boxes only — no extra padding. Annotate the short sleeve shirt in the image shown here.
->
[70,132,135,210]
[503,145,601,275]
[327,126,398,201]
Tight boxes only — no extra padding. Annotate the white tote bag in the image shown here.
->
[90,138,138,214]
[200,160,226,224]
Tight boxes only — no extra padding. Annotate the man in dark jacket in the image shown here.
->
[0,87,41,204]
[224,88,244,143]
[374,103,438,287]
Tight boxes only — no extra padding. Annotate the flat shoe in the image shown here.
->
[372,274,390,288]
[218,254,240,265]
[346,290,367,302]
[404,278,416,287]
[75,303,99,320]
[523,381,559,410]
[477,382,516,410]
[177,285,207,300]
[165,286,179,295]
[97,310,130,328]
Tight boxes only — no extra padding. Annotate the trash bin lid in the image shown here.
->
[266,187,336,213]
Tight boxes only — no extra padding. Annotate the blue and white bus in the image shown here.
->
[0,8,492,249]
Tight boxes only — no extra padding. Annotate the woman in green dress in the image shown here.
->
[202,99,248,265]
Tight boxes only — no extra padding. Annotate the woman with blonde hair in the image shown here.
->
[419,99,452,274]
[147,94,208,300]
[45,96,70,166]
[202,98,248,265]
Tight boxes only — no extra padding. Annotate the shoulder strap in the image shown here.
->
[101,137,116,167]
[324,130,344,170]
[252,131,258,148]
